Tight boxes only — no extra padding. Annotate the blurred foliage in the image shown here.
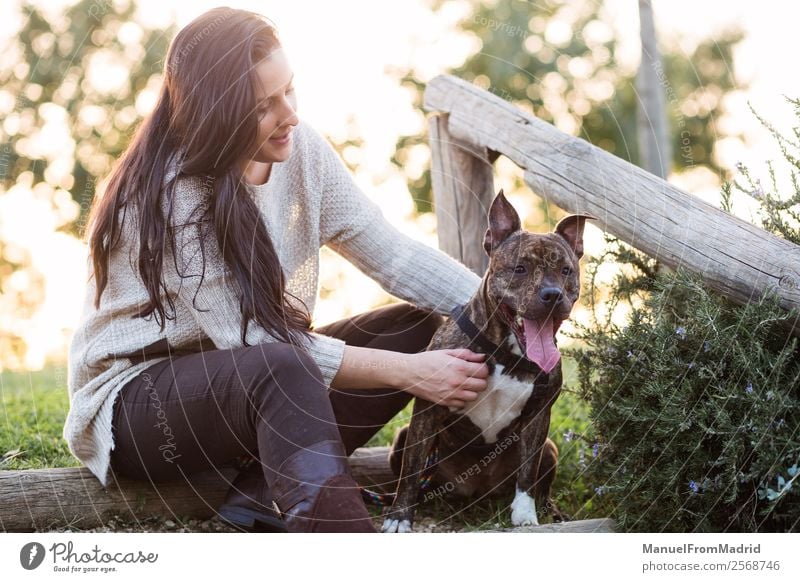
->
[0,0,173,227]
[389,0,743,214]
[0,0,174,364]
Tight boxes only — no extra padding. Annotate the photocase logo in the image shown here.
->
[19,542,46,570]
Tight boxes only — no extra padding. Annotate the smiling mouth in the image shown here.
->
[498,302,561,373]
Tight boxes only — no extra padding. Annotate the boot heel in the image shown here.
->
[219,504,287,533]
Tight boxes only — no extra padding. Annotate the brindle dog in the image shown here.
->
[382,190,592,532]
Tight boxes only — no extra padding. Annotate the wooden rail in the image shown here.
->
[0,447,612,533]
[424,74,800,319]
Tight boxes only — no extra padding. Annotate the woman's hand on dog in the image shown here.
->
[402,349,489,408]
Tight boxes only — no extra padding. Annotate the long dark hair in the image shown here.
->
[85,7,313,348]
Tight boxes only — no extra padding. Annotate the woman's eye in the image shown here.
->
[561,266,573,276]
[513,265,526,275]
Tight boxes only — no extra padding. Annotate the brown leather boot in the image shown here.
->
[218,461,287,533]
[270,439,376,533]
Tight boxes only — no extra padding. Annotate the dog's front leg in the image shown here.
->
[512,405,552,527]
[381,397,443,533]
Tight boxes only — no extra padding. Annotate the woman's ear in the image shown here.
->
[554,214,595,259]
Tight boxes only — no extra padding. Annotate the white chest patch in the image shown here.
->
[450,334,535,443]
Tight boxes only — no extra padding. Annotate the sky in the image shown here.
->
[1,0,799,369]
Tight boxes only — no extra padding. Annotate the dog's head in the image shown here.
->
[482,189,593,373]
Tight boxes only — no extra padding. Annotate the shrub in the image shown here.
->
[570,99,800,532]
[572,269,798,531]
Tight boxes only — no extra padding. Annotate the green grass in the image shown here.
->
[0,364,78,470]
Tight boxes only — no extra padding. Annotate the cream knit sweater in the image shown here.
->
[65,119,482,487]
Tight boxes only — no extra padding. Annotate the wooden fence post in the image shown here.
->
[428,113,496,276]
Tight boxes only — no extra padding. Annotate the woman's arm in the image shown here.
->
[331,345,489,408]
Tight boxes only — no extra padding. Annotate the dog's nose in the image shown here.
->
[538,287,564,305]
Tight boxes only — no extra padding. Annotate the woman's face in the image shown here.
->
[248,48,298,164]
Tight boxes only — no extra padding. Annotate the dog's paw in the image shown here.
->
[510,487,539,527]
[381,517,413,533]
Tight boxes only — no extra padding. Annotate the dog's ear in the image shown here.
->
[483,189,521,255]
[554,214,595,259]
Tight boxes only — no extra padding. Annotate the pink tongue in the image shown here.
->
[522,318,560,373]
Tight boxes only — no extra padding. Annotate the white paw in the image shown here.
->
[381,518,412,533]
[510,487,539,527]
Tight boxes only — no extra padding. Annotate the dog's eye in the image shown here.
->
[561,266,573,276]
[513,265,527,275]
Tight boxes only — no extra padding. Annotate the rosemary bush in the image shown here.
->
[570,99,800,532]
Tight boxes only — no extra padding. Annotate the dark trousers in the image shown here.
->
[109,302,443,487]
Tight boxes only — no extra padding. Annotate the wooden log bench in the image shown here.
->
[0,446,612,532]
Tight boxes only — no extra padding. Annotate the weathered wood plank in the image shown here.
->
[0,446,396,532]
[428,113,496,276]
[495,517,615,533]
[424,74,800,319]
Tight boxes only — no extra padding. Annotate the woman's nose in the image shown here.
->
[277,96,299,126]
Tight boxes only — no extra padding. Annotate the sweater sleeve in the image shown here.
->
[162,177,346,387]
[312,128,483,316]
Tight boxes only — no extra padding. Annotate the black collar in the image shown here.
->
[450,304,550,383]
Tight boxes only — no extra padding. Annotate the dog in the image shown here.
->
[381,190,592,533]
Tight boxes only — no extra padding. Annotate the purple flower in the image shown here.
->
[594,485,605,496]
[703,341,711,352]
[687,362,695,370]
[592,443,600,458]
[626,350,634,358]
[563,430,574,443]
[751,180,764,199]
[689,480,699,493]
[745,381,753,394]
[675,326,687,339]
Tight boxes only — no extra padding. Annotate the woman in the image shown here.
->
[65,7,489,533]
